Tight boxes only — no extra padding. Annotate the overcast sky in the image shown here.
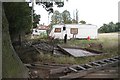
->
[33,0,119,27]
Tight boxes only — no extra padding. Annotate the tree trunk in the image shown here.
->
[18,34,22,46]
[2,4,29,78]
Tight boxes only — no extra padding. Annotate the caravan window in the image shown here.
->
[63,26,66,31]
[35,29,37,32]
[54,28,61,32]
[70,28,78,34]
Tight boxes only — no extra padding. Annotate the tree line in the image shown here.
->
[51,10,119,33]
[50,10,86,25]
[3,1,65,45]
[2,1,66,78]
[3,2,32,44]
[98,22,120,33]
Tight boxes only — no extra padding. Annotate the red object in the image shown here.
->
[87,36,90,41]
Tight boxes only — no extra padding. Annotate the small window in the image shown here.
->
[54,28,61,32]
[70,28,78,34]
[63,26,66,31]
[35,30,37,32]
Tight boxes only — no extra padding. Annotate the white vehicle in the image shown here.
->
[49,24,98,39]
[32,29,47,36]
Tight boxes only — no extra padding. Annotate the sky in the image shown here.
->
[33,0,119,28]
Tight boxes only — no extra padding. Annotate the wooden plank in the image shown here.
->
[84,73,118,78]
[50,56,119,79]
[59,62,119,79]
[77,65,86,70]
[59,71,88,80]
[32,45,43,54]
[92,62,101,66]
[50,67,67,74]
[68,67,78,72]
[84,67,118,78]
[85,64,93,68]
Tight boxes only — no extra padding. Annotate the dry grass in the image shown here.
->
[37,32,119,64]
[38,54,77,64]
[98,33,118,54]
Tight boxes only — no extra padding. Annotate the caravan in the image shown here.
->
[49,24,98,39]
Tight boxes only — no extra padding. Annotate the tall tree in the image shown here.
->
[2,1,66,78]
[33,12,41,28]
[2,3,29,78]
[3,2,32,43]
[62,10,72,24]
[72,19,77,24]
[51,10,62,24]
[75,9,79,24]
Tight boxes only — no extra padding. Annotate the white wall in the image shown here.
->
[49,24,98,39]
[32,29,47,36]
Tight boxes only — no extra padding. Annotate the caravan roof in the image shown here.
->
[52,24,98,29]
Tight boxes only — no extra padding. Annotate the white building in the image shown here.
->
[32,25,49,36]
[49,24,98,39]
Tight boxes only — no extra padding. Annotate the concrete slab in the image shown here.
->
[63,48,99,57]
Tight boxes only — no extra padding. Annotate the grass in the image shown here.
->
[36,32,119,64]
[21,32,118,65]
[37,54,77,64]
[98,33,118,54]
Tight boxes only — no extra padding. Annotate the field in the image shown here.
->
[35,32,119,64]
[17,32,119,65]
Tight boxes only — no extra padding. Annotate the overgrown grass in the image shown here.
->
[38,54,77,64]
[22,33,118,64]
[37,33,119,64]
[98,33,118,54]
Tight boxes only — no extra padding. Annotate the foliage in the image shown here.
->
[25,33,118,64]
[2,5,29,78]
[37,32,118,64]
[79,20,86,24]
[51,10,62,24]
[51,10,72,24]
[3,2,32,41]
[36,1,65,14]
[72,19,77,24]
[33,12,40,28]
[71,9,79,24]
[62,10,72,24]
[59,33,118,64]
[98,22,119,33]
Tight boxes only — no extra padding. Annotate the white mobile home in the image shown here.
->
[32,25,49,36]
[49,24,98,39]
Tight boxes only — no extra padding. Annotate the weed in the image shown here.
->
[37,33,119,64]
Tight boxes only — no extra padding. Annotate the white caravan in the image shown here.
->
[32,29,47,36]
[49,24,98,39]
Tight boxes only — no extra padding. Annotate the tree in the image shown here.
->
[98,22,119,33]
[51,10,72,24]
[2,1,66,78]
[2,3,29,78]
[115,22,120,32]
[79,20,86,24]
[75,9,79,24]
[36,1,65,14]
[33,12,41,28]
[51,10,62,24]
[62,10,72,24]
[72,19,77,24]
[3,2,32,44]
